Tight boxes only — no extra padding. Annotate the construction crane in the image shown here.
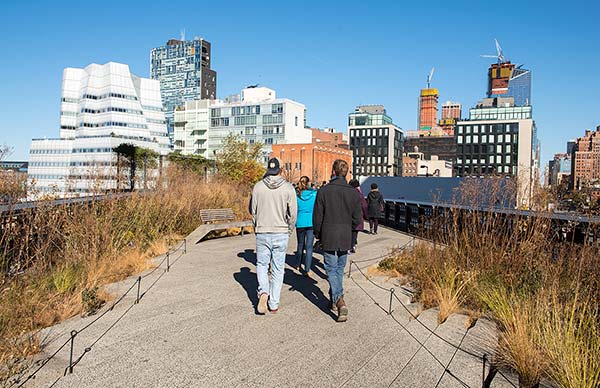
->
[481,38,507,63]
[426,67,435,88]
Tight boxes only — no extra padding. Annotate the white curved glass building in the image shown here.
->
[28,62,170,197]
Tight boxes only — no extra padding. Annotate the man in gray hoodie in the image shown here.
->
[249,158,297,314]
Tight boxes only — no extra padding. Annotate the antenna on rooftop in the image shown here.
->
[481,38,507,63]
[180,29,186,42]
[426,67,435,88]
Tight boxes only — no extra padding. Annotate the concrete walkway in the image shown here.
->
[24,226,518,388]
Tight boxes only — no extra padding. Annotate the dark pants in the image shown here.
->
[351,231,358,248]
[369,218,379,233]
[296,227,314,272]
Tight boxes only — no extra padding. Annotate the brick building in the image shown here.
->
[572,126,600,190]
[270,128,352,185]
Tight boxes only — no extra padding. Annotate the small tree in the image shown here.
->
[215,135,265,185]
[113,143,137,191]
[135,147,159,190]
[167,152,212,175]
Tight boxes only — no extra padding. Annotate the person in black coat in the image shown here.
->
[313,159,361,322]
[366,183,385,234]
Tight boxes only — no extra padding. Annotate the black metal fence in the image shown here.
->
[10,239,187,388]
[381,199,600,245]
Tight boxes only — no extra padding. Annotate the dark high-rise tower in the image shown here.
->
[150,37,217,137]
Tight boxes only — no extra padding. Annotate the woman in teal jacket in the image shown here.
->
[295,176,317,276]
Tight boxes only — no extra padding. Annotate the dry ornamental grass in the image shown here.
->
[0,166,251,382]
[377,178,600,388]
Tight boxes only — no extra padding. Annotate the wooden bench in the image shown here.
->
[200,208,237,224]
[194,208,253,242]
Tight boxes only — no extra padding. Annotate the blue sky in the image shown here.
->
[1,0,598,167]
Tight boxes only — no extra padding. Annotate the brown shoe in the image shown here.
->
[336,297,348,322]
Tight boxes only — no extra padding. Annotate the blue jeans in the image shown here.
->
[296,227,314,272]
[256,233,289,310]
[323,250,348,304]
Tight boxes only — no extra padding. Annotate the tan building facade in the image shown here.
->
[573,127,600,190]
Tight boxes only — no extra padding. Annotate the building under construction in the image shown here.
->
[418,88,438,131]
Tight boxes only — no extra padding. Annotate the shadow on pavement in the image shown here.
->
[234,249,336,320]
[233,267,259,314]
[283,269,336,320]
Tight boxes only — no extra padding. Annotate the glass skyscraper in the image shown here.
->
[506,67,531,106]
[150,37,217,138]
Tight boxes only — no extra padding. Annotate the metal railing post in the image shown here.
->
[166,252,170,272]
[136,276,141,304]
[68,330,77,374]
[389,288,395,315]
[184,238,187,254]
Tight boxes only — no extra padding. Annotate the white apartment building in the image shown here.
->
[28,62,170,196]
[403,152,453,177]
[173,86,310,160]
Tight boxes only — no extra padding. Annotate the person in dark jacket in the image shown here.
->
[348,179,368,253]
[313,160,361,322]
[366,183,385,234]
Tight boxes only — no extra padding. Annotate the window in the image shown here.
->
[262,114,283,124]
[271,103,283,114]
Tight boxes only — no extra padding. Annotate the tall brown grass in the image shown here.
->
[378,178,600,388]
[0,166,251,381]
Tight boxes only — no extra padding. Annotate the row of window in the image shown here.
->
[457,134,517,144]
[30,149,70,154]
[83,92,138,101]
[147,118,167,125]
[73,148,114,153]
[348,115,392,127]
[81,107,143,115]
[350,127,390,137]
[230,105,261,116]
[80,121,148,129]
[355,156,388,165]
[235,116,257,126]
[261,114,284,125]
[210,114,285,127]
[30,161,114,167]
[458,144,514,154]
[457,123,518,135]
[351,136,389,147]
[353,146,390,157]
[30,174,65,180]
[142,105,163,112]
[211,104,284,118]
[457,155,513,165]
